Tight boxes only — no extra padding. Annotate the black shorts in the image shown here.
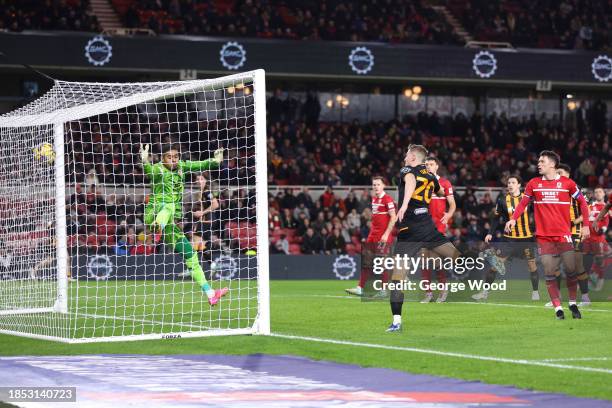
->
[396,217,449,257]
[495,236,536,261]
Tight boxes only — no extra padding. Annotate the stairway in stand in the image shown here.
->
[90,0,122,31]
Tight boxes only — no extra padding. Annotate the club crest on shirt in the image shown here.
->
[557,182,562,188]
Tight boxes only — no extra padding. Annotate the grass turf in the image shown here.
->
[0,280,611,401]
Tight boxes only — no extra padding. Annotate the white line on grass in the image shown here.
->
[270,333,612,375]
[79,313,209,331]
[454,301,612,313]
[273,294,612,313]
[539,357,612,362]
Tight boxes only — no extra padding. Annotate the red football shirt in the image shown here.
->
[429,176,453,223]
[370,192,395,236]
[522,175,583,237]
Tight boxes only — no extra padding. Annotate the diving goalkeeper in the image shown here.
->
[140,143,228,306]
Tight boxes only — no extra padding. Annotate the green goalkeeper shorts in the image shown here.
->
[144,202,185,246]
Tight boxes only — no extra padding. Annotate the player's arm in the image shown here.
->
[139,144,161,177]
[505,183,532,233]
[397,172,416,222]
[182,148,224,171]
[573,187,590,239]
[595,202,612,224]
[380,201,397,242]
[486,195,503,242]
[203,197,220,215]
[440,183,456,225]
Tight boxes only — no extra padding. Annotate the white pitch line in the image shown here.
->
[273,294,612,313]
[270,333,612,375]
[454,301,612,313]
[79,312,210,331]
[539,357,612,362]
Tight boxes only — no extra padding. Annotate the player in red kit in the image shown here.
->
[506,151,590,320]
[420,157,456,303]
[586,187,610,291]
[346,176,397,297]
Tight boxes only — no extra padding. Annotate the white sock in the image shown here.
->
[393,315,401,325]
[568,301,577,306]
[206,289,215,298]
[554,305,563,312]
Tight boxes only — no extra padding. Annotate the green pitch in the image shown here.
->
[0,280,611,401]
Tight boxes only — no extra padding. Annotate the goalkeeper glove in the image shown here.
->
[213,147,224,164]
[140,144,150,164]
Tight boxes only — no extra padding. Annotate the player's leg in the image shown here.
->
[420,248,434,303]
[387,239,419,332]
[575,250,591,305]
[540,252,564,319]
[523,244,540,301]
[146,203,227,304]
[560,249,581,319]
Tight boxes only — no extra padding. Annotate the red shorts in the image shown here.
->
[583,239,610,256]
[536,235,574,256]
[366,233,394,244]
[366,234,394,255]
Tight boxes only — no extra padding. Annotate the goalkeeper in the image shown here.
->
[140,144,228,306]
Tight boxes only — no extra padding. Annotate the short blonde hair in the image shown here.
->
[408,144,428,162]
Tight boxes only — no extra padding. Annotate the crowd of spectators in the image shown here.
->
[116,0,459,44]
[66,178,256,258]
[454,0,611,50]
[267,93,611,190]
[1,0,100,32]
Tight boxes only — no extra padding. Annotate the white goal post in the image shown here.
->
[0,69,269,343]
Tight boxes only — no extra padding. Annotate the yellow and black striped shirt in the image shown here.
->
[490,192,534,239]
[569,198,582,236]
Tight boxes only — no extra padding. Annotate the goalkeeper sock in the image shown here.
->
[185,254,215,298]
[174,237,215,298]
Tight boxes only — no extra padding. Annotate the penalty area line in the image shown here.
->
[270,333,612,375]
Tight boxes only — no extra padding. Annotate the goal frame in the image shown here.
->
[0,69,270,343]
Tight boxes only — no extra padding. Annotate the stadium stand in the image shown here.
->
[111,0,461,44]
[1,0,100,32]
[449,0,611,50]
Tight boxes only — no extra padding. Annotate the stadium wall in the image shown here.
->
[69,253,542,281]
[1,32,611,85]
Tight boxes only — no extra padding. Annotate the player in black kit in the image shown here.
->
[387,145,462,332]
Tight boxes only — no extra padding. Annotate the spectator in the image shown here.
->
[325,228,346,255]
[271,234,290,254]
[280,208,297,229]
[320,186,335,208]
[301,228,324,254]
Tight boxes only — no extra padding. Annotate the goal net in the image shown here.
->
[0,70,269,343]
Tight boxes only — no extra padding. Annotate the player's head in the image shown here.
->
[371,176,386,195]
[506,175,522,194]
[538,150,560,175]
[425,156,440,175]
[557,163,571,178]
[594,186,605,201]
[405,144,428,165]
[162,145,181,170]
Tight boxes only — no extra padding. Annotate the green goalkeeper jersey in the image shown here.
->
[143,160,219,216]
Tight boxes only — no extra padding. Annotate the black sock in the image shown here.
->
[577,273,589,295]
[486,269,497,285]
[556,275,562,290]
[530,271,539,291]
[390,283,404,316]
